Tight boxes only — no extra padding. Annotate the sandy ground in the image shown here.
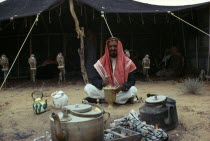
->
[0,79,210,141]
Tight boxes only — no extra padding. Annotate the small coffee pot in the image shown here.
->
[32,91,47,114]
[51,91,69,109]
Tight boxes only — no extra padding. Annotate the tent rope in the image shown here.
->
[169,11,210,77]
[168,11,210,37]
[101,11,113,37]
[0,13,40,91]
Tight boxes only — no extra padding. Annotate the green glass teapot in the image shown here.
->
[32,91,47,114]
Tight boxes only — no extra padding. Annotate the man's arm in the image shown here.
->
[113,70,136,94]
[91,67,104,90]
[92,68,136,92]
[121,70,136,91]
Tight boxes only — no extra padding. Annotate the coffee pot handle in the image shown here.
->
[164,105,173,125]
[103,111,110,128]
[161,97,168,107]
[31,91,43,101]
[147,93,158,97]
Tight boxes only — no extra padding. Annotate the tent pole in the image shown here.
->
[100,18,103,57]
[195,36,198,69]
[181,23,186,57]
[41,15,50,58]
[29,18,33,55]
[84,6,88,28]
[159,34,162,56]
[63,36,66,58]
[48,36,50,58]
[46,16,49,58]
[131,32,134,53]
[29,38,32,55]
[207,6,210,81]
[69,0,88,84]
[56,10,65,57]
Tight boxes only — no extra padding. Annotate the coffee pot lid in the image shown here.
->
[146,95,166,104]
[62,103,103,119]
[51,91,64,99]
[64,104,92,113]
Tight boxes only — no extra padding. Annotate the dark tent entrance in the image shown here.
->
[0,0,209,81]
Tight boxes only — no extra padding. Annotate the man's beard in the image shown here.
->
[110,53,117,58]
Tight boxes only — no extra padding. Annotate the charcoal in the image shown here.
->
[104,133,116,140]
[162,132,168,138]
[151,136,156,139]
[110,110,168,141]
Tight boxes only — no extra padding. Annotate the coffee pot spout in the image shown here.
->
[51,113,67,141]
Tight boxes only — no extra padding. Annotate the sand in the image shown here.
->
[0,80,210,141]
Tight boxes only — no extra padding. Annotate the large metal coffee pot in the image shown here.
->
[50,103,109,141]
[139,94,178,131]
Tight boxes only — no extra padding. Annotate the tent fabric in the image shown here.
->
[78,0,210,13]
[134,0,210,6]
[0,0,62,21]
[0,0,209,21]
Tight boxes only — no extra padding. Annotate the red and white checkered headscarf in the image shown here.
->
[94,38,136,86]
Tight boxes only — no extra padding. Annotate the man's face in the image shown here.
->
[108,40,118,58]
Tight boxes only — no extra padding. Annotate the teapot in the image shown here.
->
[51,91,68,109]
[50,102,110,141]
[32,91,47,114]
[139,94,178,131]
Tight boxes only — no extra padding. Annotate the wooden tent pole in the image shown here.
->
[100,18,103,57]
[195,36,198,69]
[131,32,133,51]
[55,10,66,57]
[181,22,186,57]
[69,0,88,84]
[29,18,32,55]
[207,6,210,81]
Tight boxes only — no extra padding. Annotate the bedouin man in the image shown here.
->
[84,37,138,104]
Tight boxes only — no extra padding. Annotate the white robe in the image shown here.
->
[84,84,137,104]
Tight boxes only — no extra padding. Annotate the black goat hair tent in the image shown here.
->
[0,0,62,21]
[0,0,210,21]
[78,0,210,13]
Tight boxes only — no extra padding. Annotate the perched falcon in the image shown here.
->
[56,53,64,66]
[0,54,9,70]
[124,49,130,58]
[28,54,37,68]
[142,54,150,68]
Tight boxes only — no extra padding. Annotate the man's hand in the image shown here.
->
[112,85,123,94]
[103,74,109,86]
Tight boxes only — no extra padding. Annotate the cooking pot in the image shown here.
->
[50,102,110,141]
[139,94,178,131]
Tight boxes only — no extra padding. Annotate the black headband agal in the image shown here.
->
[107,37,120,41]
